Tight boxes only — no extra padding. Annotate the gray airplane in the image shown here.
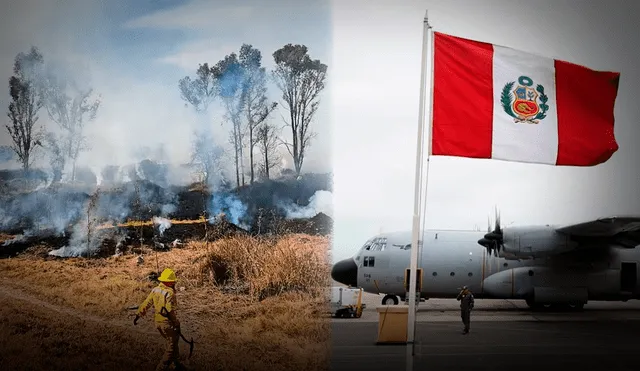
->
[331,213,640,310]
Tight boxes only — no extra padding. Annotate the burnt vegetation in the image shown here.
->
[0,165,333,259]
[0,43,331,260]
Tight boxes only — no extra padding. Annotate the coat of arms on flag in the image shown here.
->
[501,75,550,124]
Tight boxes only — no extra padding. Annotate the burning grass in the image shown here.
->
[0,234,332,370]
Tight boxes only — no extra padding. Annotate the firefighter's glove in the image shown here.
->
[133,315,140,326]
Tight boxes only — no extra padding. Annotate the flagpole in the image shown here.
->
[406,9,433,371]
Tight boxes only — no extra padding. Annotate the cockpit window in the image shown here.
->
[361,237,388,252]
[363,256,375,267]
[392,240,422,250]
[365,237,387,252]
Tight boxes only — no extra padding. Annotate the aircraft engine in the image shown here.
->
[478,218,577,259]
[482,266,588,304]
[501,226,577,259]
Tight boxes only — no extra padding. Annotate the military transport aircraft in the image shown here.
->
[331,212,640,310]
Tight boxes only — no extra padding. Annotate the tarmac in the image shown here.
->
[330,296,640,371]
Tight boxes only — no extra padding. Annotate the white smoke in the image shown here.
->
[279,190,333,219]
[153,216,172,236]
[49,207,96,258]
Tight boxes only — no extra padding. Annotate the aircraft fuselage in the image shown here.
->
[332,230,640,307]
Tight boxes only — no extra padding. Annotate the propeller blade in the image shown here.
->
[478,207,504,255]
[485,231,501,240]
[478,238,492,247]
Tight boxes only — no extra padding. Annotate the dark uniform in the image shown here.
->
[456,286,474,334]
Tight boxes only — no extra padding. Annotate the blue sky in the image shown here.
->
[96,0,332,88]
[0,0,333,176]
[92,0,192,80]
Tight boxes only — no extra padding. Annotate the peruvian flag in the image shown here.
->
[431,32,621,166]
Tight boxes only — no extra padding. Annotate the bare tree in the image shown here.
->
[256,122,282,180]
[212,53,246,188]
[43,75,100,182]
[42,131,64,183]
[272,44,327,176]
[179,63,220,187]
[239,44,278,184]
[5,46,45,171]
[191,131,225,187]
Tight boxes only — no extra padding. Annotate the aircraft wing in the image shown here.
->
[555,216,640,248]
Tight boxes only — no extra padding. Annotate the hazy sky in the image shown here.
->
[0,0,332,177]
[330,0,640,262]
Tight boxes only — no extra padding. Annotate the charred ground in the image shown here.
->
[0,169,332,258]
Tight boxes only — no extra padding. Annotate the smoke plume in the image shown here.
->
[209,192,249,228]
[153,216,172,236]
[277,190,333,219]
[0,146,13,163]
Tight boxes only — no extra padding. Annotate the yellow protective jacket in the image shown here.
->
[137,282,180,327]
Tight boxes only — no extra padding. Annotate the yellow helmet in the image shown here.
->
[158,268,177,282]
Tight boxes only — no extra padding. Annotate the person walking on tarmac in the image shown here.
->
[456,285,474,334]
[134,268,186,371]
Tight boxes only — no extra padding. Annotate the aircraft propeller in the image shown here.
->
[477,207,503,256]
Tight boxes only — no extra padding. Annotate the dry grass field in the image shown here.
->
[0,234,332,371]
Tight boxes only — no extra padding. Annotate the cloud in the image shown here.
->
[123,0,331,71]
[156,41,240,71]
[123,2,255,30]
[153,39,285,75]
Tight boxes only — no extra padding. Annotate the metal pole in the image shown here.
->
[406,9,433,371]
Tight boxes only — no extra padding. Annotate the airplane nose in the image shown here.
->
[331,258,358,287]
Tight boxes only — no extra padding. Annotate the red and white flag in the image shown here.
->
[431,32,621,166]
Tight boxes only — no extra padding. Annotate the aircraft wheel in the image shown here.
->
[382,294,399,305]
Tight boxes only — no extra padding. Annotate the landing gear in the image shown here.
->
[381,294,399,305]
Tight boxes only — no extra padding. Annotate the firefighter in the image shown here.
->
[456,285,474,334]
[134,268,186,371]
